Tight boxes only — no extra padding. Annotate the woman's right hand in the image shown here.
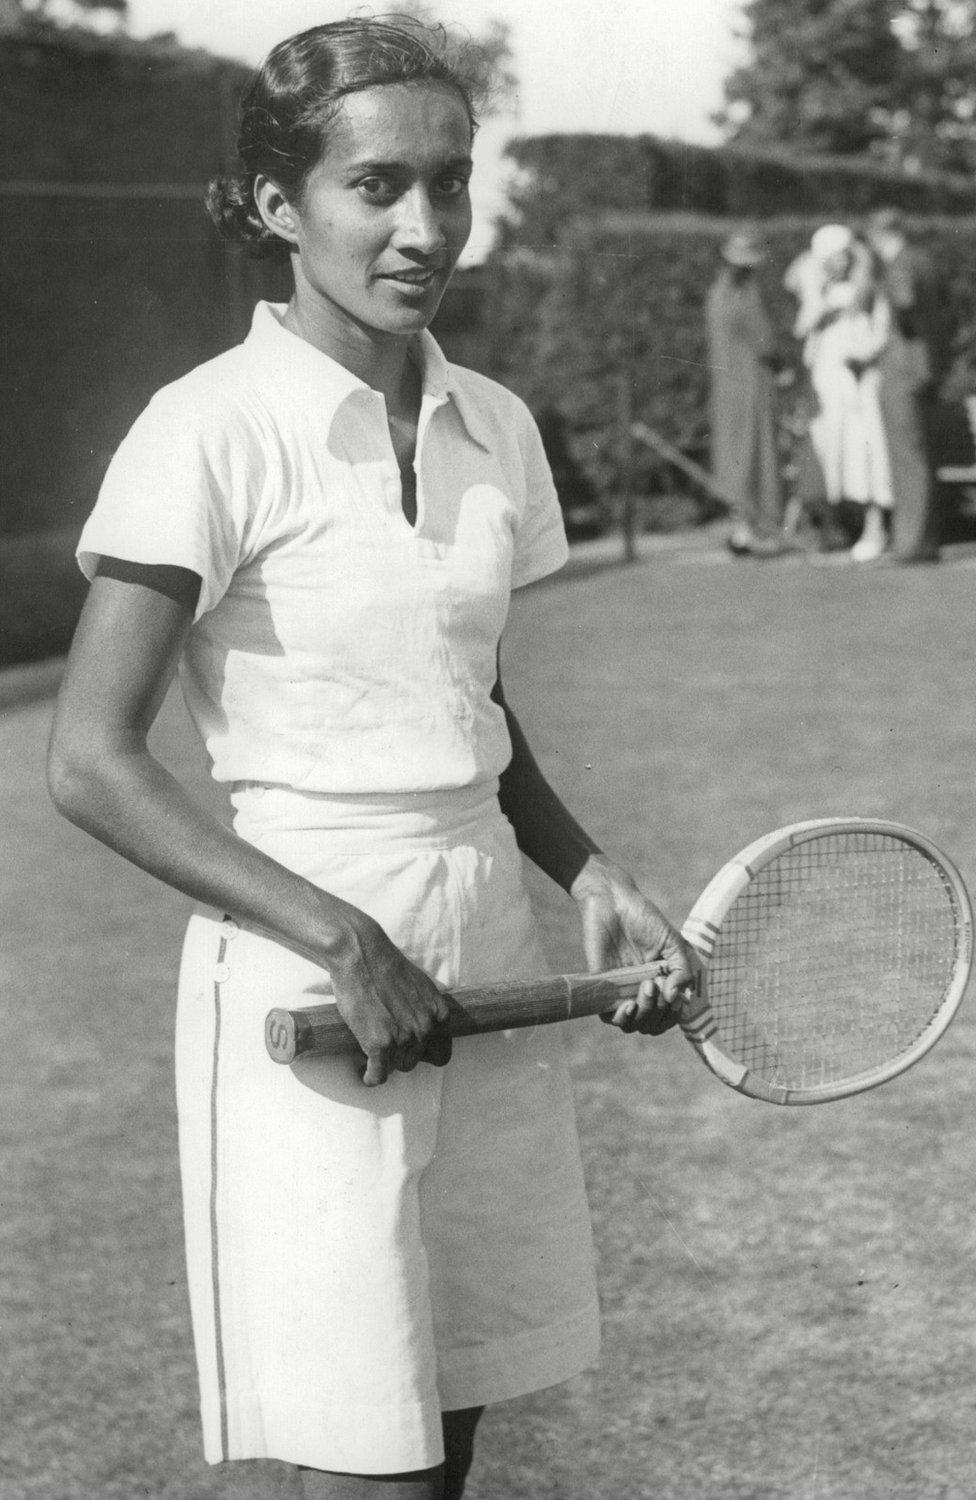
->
[50,578,450,1093]
[326,910,453,1087]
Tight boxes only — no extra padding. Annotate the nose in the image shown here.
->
[392,186,448,256]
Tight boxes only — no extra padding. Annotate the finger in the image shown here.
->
[387,979,452,1043]
[660,960,701,1008]
[622,975,679,1035]
[422,1021,453,1069]
[600,998,641,1032]
[654,938,700,999]
[429,985,452,1026]
[380,988,433,1042]
[389,1031,428,1074]
[631,975,674,1035]
[398,1001,451,1065]
[638,998,681,1035]
[360,1050,390,1087]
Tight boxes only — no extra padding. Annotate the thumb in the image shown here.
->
[658,938,704,1007]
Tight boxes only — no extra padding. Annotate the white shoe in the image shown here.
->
[850,533,886,562]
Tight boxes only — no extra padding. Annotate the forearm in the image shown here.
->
[495,686,609,897]
[48,575,451,1083]
[495,684,695,1027]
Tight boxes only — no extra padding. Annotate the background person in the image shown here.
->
[786,223,893,562]
[865,207,950,563]
[705,230,784,556]
[46,17,696,1500]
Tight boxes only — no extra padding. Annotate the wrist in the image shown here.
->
[569,849,631,905]
[317,900,381,975]
[280,883,381,976]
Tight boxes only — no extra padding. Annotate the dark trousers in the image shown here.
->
[878,350,939,561]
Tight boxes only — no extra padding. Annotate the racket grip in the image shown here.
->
[265,964,664,1064]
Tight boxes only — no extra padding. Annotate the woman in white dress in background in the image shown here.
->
[786,223,893,561]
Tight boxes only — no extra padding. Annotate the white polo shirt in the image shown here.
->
[78,301,568,795]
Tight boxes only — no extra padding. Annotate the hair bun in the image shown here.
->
[205,170,288,261]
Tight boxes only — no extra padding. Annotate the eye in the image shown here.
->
[357,176,398,204]
[434,174,470,201]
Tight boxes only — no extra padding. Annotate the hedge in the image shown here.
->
[481,213,976,503]
[0,30,286,539]
[0,27,247,184]
[499,135,976,251]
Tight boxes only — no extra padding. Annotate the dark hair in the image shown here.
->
[206,14,490,261]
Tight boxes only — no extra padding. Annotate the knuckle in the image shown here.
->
[407,1013,431,1043]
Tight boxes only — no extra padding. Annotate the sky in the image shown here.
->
[124,0,746,261]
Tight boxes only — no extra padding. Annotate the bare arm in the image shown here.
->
[492,664,697,1034]
[48,577,450,1085]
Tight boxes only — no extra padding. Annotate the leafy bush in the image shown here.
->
[499,134,976,251]
[482,212,976,504]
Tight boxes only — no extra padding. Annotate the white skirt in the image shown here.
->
[175,781,600,1476]
[809,360,893,508]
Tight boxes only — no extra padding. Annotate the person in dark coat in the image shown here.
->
[706,231,783,556]
[865,209,950,563]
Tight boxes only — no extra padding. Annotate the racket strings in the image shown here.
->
[707,832,963,1089]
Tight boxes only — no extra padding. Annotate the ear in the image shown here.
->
[254,175,300,246]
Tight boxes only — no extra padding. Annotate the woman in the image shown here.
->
[48,18,695,1500]
[786,223,893,561]
[705,230,784,556]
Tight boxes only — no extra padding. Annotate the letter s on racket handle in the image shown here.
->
[265,963,671,1064]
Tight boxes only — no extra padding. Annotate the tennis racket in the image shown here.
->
[265,818,973,1105]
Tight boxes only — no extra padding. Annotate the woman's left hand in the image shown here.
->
[570,853,700,1035]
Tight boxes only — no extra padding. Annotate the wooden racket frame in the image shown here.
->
[678,817,973,1103]
[264,818,973,1105]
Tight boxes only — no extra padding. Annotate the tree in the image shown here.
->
[10,0,127,29]
[884,0,976,171]
[720,0,976,172]
[6,0,126,31]
[396,1,518,119]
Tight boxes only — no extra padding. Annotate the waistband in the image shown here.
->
[229,778,504,850]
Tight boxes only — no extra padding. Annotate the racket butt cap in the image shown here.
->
[265,1008,303,1064]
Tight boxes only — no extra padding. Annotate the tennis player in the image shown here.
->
[47,17,696,1499]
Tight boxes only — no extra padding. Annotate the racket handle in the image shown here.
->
[265,963,665,1064]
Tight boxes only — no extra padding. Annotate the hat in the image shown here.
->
[810,224,854,262]
[721,231,765,267]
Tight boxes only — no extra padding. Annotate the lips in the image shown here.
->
[381,265,444,289]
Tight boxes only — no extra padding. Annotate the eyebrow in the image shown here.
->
[348,154,474,174]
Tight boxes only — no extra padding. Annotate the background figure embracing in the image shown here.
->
[785,223,893,562]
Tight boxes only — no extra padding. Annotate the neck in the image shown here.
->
[282,290,415,405]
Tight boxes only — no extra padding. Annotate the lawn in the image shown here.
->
[2,545,974,1499]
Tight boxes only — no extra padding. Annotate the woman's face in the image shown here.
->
[823,248,853,280]
[279,82,473,340]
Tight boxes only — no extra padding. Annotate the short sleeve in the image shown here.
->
[510,407,569,590]
[77,381,255,620]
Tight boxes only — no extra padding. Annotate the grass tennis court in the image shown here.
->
[3,543,975,1498]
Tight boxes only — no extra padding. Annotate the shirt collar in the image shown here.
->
[248,302,492,451]
[414,329,494,452]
